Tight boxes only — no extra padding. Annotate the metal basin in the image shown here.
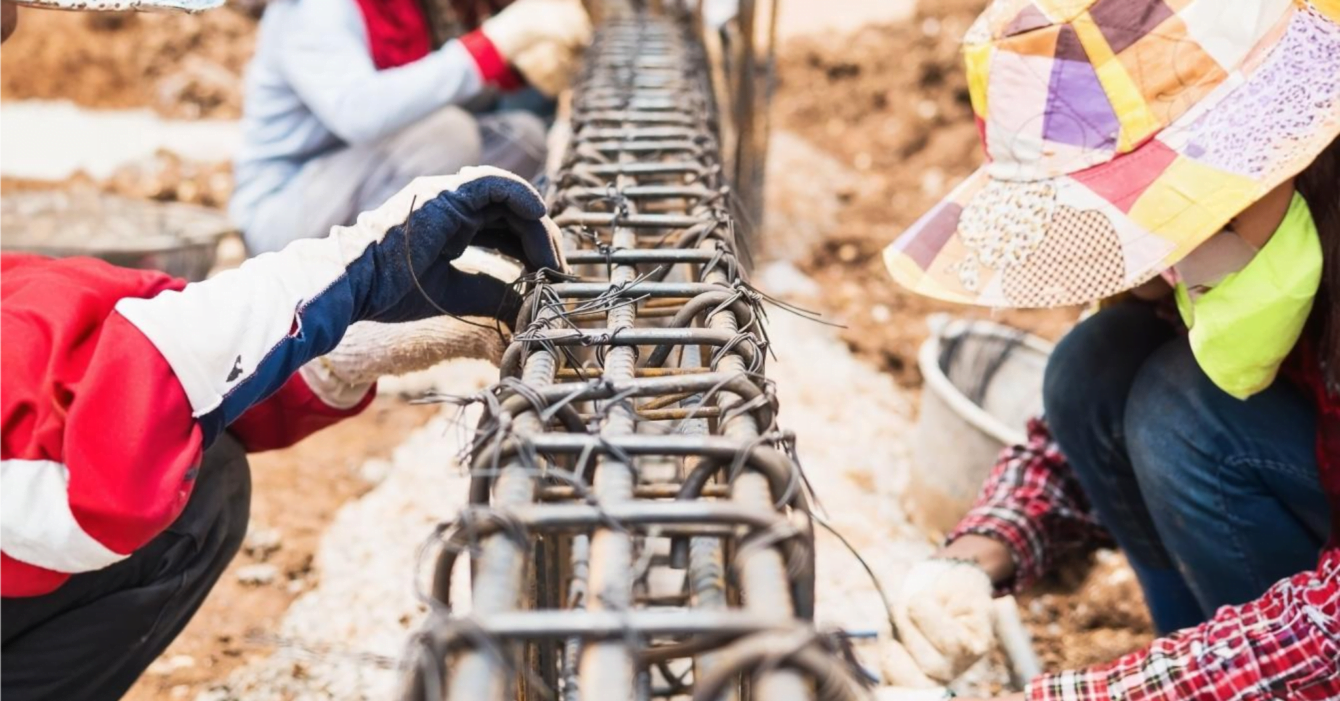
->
[2,189,233,281]
[906,315,1054,536]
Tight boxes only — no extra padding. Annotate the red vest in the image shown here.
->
[352,0,512,69]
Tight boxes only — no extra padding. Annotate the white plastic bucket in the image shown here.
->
[905,316,1054,537]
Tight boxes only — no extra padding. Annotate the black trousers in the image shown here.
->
[2,434,252,701]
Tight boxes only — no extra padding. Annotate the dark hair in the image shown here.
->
[1298,136,1340,390]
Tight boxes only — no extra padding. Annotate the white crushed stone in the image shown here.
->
[760,268,1008,696]
[200,360,496,701]
[755,260,822,299]
[0,101,240,180]
[764,308,930,633]
[148,655,197,677]
[235,563,279,587]
[244,527,284,560]
[354,458,393,487]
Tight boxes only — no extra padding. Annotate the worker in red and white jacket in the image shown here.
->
[231,0,591,254]
[1,153,566,697]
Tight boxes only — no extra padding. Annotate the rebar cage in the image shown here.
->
[402,5,868,700]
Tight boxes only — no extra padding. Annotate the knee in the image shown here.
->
[200,435,252,565]
[1123,341,1211,493]
[1041,327,1103,434]
[496,111,547,154]
[480,110,548,178]
[397,107,484,167]
[1043,304,1167,458]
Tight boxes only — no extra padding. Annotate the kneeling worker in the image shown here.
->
[1,9,564,701]
[231,0,590,254]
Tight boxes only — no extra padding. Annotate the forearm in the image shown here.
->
[944,417,1111,593]
[285,40,492,146]
[1027,552,1340,701]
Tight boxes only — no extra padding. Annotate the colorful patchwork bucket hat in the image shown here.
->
[884,0,1340,309]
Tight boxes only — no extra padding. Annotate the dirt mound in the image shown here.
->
[2,151,233,210]
[1,8,256,119]
[103,150,235,208]
[773,2,1076,386]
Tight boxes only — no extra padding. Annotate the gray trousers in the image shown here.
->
[243,107,548,254]
[2,435,251,701]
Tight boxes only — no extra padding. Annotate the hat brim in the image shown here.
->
[885,3,1340,309]
[9,0,222,12]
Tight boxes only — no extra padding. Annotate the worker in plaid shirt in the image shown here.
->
[876,1,1340,699]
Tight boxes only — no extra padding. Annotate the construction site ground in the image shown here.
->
[0,1,1153,698]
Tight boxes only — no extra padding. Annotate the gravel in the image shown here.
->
[198,360,496,701]
[235,564,279,587]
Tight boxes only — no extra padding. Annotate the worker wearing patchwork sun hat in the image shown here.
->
[887,0,1340,308]
[880,2,1340,700]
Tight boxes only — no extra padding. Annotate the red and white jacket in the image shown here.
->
[1,254,373,598]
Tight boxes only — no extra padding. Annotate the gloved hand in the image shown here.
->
[115,166,563,435]
[320,316,506,382]
[893,559,996,683]
[481,0,592,63]
[512,40,583,97]
[878,633,940,689]
[337,166,565,324]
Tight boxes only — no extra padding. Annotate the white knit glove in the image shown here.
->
[300,317,508,406]
[893,559,996,683]
[877,633,939,689]
[513,40,583,97]
[481,0,592,62]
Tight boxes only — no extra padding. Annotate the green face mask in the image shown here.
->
[1173,192,1322,400]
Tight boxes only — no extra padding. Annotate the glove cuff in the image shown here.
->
[300,360,376,410]
[461,29,526,91]
[319,318,508,387]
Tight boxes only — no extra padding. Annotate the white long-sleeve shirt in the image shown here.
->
[229,0,488,231]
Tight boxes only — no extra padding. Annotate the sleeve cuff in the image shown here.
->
[459,30,526,91]
[299,360,376,410]
[1027,669,1112,701]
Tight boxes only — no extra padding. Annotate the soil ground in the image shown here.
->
[1,0,1154,694]
[1,8,255,119]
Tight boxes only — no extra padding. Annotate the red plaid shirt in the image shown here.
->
[949,413,1340,700]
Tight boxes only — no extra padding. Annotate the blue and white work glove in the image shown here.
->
[117,166,564,442]
[343,166,564,322]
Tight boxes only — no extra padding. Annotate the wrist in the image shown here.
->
[936,533,1017,586]
[300,360,375,410]
[461,30,525,91]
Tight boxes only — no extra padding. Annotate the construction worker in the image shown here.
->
[229,0,589,255]
[0,7,566,701]
[879,2,1340,699]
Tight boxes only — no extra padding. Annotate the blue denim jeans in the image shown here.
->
[1041,302,1329,633]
